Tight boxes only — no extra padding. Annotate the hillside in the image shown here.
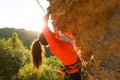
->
[0,27,39,47]
[0,27,53,57]
[47,0,120,80]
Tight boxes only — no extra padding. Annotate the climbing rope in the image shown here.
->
[36,0,60,34]
[36,0,46,13]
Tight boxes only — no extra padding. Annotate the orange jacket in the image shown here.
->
[42,26,79,73]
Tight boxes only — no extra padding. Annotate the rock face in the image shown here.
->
[47,0,120,80]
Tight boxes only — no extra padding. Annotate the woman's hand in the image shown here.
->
[47,6,51,15]
[43,6,51,25]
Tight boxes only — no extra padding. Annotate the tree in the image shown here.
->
[7,32,30,66]
[0,32,30,80]
[10,32,23,49]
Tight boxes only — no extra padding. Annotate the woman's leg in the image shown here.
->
[70,71,82,80]
[64,71,82,80]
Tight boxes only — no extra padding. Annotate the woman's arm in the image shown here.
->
[42,11,59,46]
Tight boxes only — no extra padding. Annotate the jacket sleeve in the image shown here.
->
[42,25,59,46]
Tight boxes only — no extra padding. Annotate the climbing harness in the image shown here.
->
[65,59,81,70]
[59,59,82,80]
[60,59,81,72]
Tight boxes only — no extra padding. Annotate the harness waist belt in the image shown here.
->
[65,59,81,69]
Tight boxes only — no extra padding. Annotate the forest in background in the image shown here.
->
[0,27,62,80]
[0,27,39,47]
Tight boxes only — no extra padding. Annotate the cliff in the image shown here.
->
[47,0,120,80]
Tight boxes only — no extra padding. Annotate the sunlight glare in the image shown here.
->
[0,0,51,32]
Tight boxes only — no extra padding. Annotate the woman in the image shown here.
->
[30,8,82,80]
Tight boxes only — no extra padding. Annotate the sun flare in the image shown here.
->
[0,0,50,32]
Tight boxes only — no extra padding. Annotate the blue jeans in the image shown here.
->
[64,70,82,80]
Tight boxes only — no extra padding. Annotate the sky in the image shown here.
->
[0,0,52,32]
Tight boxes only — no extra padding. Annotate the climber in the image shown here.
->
[30,7,82,80]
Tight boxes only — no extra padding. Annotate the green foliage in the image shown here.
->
[12,56,64,80]
[12,63,37,80]
[8,32,24,49]
[0,32,30,80]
